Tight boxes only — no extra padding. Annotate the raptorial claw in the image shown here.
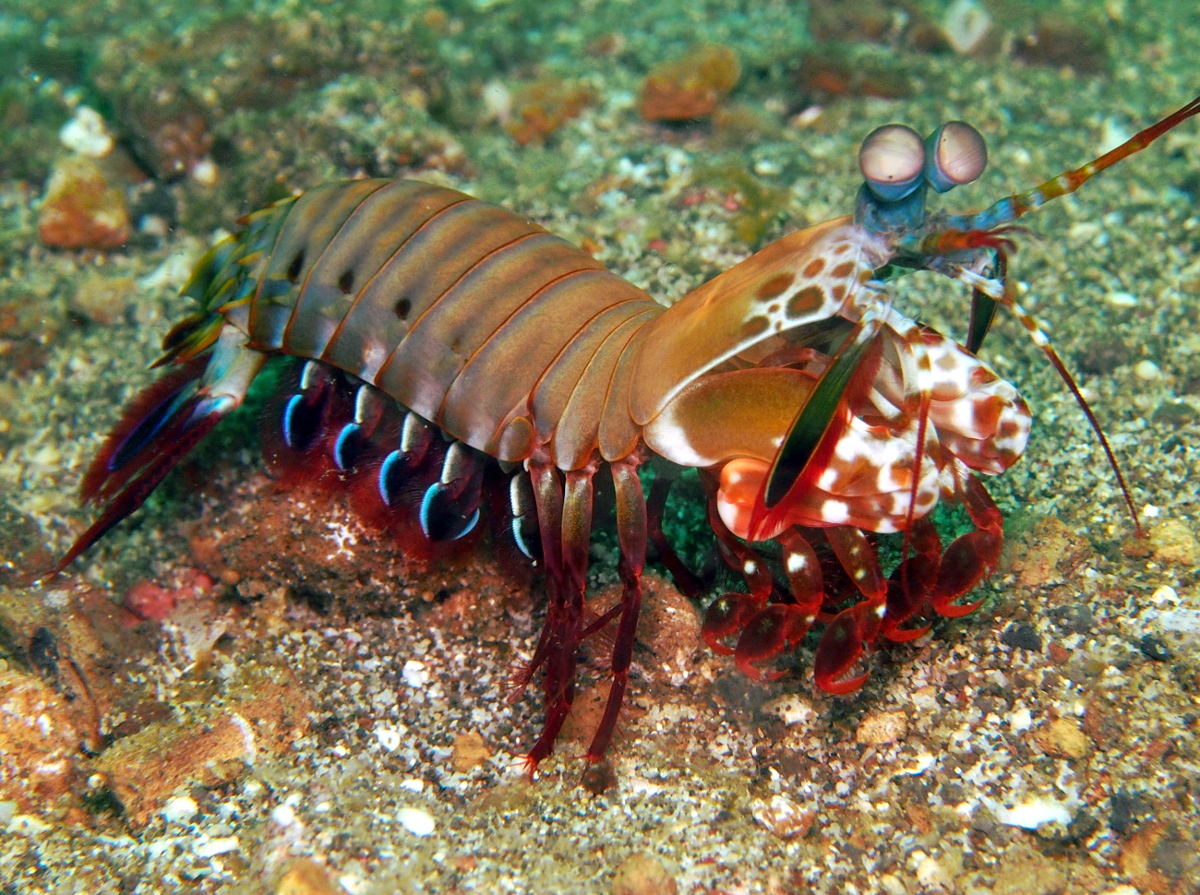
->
[930,528,999,617]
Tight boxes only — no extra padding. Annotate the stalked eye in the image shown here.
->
[859,124,925,202]
[924,121,987,193]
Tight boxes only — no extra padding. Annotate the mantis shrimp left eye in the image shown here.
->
[859,124,926,201]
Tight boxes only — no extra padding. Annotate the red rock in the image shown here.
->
[0,669,83,812]
[37,156,131,250]
[639,45,740,122]
[124,568,214,622]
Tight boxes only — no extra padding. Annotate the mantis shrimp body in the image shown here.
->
[45,95,1200,768]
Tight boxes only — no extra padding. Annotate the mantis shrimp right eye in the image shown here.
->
[924,120,988,192]
[859,123,926,201]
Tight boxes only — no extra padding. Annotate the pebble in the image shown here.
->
[402,659,429,687]
[193,835,239,858]
[1105,290,1139,308]
[276,858,340,895]
[1133,359,1162,381]
[762,693,816,730]
[1009,707,1033,732]
[59,106,115,158]
[992,846,1068,895]
[942,0,993,55]
[990,797,1072,829]
[1001,622,1042,651]
[161,795,199,824]
[451,730,492,772]
[397,806,435,837]
[611,852,678,895]
[1148,519,1199,567]
[69,273,136,325]
[751,795,814,840]
[855,710,908,745]
[1035,717,1091,759]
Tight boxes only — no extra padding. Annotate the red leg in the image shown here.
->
[645,466,705,597]
[586,456,647,763]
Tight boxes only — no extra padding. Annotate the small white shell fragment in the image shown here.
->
[160,796,199,824]
[397,806,436,837]
[1105,290,1139,308]
[1100,118,1134,155]
[482,80,512,124]
[991,797,1072,829]
[402,659,429,688]
[942,0,993,55]
[762,693,815,728]
[1134,360,1161,381]
[59,106,114,157]
[194,835,239,858]
[374,726,402,752]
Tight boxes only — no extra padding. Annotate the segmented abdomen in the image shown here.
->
[221,180,662,467]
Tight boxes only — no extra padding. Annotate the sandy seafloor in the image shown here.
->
[1,0,1199,893]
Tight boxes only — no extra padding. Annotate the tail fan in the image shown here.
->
[43,330,266,578]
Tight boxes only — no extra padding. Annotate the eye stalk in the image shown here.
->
[859,124,925,202]
[924,121,987,193]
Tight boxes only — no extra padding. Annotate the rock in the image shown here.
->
[1147,519,1199,567]
[992,846,1068,895]
[0,669,83,812]
[634,573,702,681]
[1035,717,1091,760]
[68,272,136,325]
[275,858,340,895]
[751,794,815,840]
[93,680,311,824]
[450,730,491,772]
[1006,516,1093,588]
[612,851,677,895]
[1120,821,1198,895]
[37,156,131,250]
[855,709,908,746]
[639,45,740,122]
[506,80,597,146]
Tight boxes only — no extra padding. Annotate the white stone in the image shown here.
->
[990,797,1072,829]
[1010,707,1033,732]
[161,796,199,824]
[193,835,239,857]
[402,659,429,688]
[397,806,436,836]
[1105,290,1139,308]
[59,106,114,157]
[1134,360,1161,381]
